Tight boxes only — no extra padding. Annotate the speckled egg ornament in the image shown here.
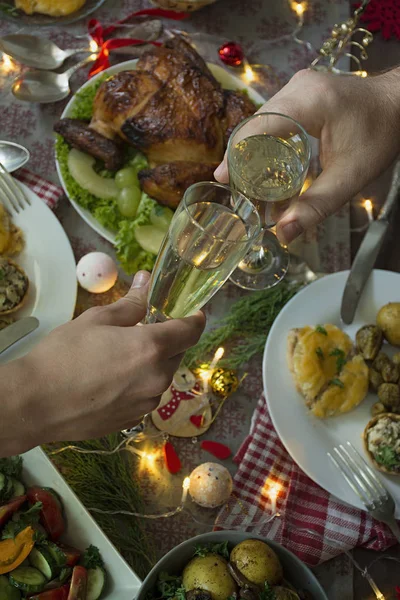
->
[76,252,118,294]
[189,462,233,508]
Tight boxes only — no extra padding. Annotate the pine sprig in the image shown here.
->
[184,283,300,370]
[43,434,156,579]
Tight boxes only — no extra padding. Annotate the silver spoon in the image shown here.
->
[0,34,92,70]
[12,55,96,104]
[0,141,29,173]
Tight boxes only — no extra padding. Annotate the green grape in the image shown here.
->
[115,167,139,190]
[150,205,174,231]
[117,187,141,218]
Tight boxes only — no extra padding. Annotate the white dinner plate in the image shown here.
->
[263,269,400,517]
[0,182,77,363]
[56,60,266,245]
[23,447,142,599]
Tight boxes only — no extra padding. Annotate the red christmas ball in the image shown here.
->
[218,41,244,67]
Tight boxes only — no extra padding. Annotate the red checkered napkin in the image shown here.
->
[216,396,397,566]
[15,168,64,211]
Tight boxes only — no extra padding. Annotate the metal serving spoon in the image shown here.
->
[12,55,96,104]
[0,141,29,173]
[0,34,92,70]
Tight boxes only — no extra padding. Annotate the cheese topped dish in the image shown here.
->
[287,324,369,418]
[14,0,86,16]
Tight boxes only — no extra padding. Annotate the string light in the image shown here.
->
[243,64,256,84]
[363,198,374,222]
[203,347,225,394]
[89,39,99,53]
[266,481,281,514]
[1,53,15,74]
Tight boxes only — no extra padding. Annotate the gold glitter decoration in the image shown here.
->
[210,368,239,398]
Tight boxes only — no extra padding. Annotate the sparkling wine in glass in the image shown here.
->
[227,112,311,290]
[145,182,261,323]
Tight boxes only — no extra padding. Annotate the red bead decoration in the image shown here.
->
[190,415,204,428]
[218,42,244,67]
[200,440,232,459]
[163,441,182,474]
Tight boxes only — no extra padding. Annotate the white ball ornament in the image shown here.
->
[189,462,233,508]
[76,252,118,294]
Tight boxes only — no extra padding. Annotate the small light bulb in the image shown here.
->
[89,39,99,53]
[215,347,225,361]
[183,477,191,490]
[243,64,256,83]
[1,53,14,73]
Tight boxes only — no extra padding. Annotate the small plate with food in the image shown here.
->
[137,531,327,600]
[54,35,265,275]
[263,269,400,517]
[0,448,141,599]
[0,0,107,26]
[0,183,77,364]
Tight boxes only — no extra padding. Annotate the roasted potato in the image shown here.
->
[183,555,237,600]
[378,383,400,410]
[373,352,391,374]
[381,361,399,383]
[371,402,386,417]
[369,368,383,392]
[356,325,382,360]
[230,540,283,587]
[377,303,400,346]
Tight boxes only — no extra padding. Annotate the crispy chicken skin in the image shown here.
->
[139,161,219,208]
[53,118,124,171]
[54,36,257,206]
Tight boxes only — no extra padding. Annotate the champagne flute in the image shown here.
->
[227,112,311,290]
[145,181,261,323]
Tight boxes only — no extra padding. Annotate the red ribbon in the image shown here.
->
[88,8,188,78]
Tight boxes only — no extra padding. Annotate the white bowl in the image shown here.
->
[55,60,265,246]
[22,447,142,600]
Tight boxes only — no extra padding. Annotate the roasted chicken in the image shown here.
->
[54,36,256,208]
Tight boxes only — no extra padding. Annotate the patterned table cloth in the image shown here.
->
[0,1,355,597]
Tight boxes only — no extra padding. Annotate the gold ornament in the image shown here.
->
[210,368,239,397]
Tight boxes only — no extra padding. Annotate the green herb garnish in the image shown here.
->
[375,446,400,470]
[81,545,104,569]
[157,573,186,600]
[2,502,42,540]
[260,582,276,600]
[0,455,23,479]
[315,347,324,359]
[0,3,19,15]
[329,348,347,373]
[315,325,327,335]
[194,541,229,559]
[329,378,344,389]
[0,270,4,280]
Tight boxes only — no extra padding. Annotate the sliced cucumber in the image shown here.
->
[11,480,25,498]
[9,567,46,594]
[0,474,13,503]
[46,543,67,570]
[29,547,57,580]
[0,575,21,600]
[134,225,165,255]
[58,567,72,584]
[68,149,118,200]
[86,567,106,600]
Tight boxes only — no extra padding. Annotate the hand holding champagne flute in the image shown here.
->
[145,182,261,323]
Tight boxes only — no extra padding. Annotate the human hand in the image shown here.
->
[20,271,205,446]
[215,68,400,244]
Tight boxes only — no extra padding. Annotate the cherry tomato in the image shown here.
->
[67,566,87,600]
[28,584,70,600]
[26,488,65,541]
[0,495,27,527]
[57,544,81,567]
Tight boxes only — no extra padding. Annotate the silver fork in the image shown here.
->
[328,441,400,543]
[0,161,30,213]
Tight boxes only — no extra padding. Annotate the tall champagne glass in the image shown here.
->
[145,182,261,323]
[227,112,311,290]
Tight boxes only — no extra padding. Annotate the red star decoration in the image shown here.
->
[396,585,400,600]
[355,0,400,40]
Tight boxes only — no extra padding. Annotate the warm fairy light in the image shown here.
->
[360,70,368,78]
[202,347,225,394]
[214,347,225,361]
[89,39,99,53]
[243,64,256,84]
[291,1,306,16]
[363,198,374,222]
[265,481,281,514]
[182,476,190,504]
[183,476,191,490]
[1,53,14,74]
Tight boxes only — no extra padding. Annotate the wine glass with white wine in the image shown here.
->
[227,112,311,290]
[145,181,261,323]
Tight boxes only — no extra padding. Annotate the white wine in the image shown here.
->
[229,134,305,227]
[147,202,249,321]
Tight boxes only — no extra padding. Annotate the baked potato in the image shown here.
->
[182,555,236,600]
[230,540,283,587]
[377,303,400,346]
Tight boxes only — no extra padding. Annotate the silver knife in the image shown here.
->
[341,159,400,325]
[0,316,39,354]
